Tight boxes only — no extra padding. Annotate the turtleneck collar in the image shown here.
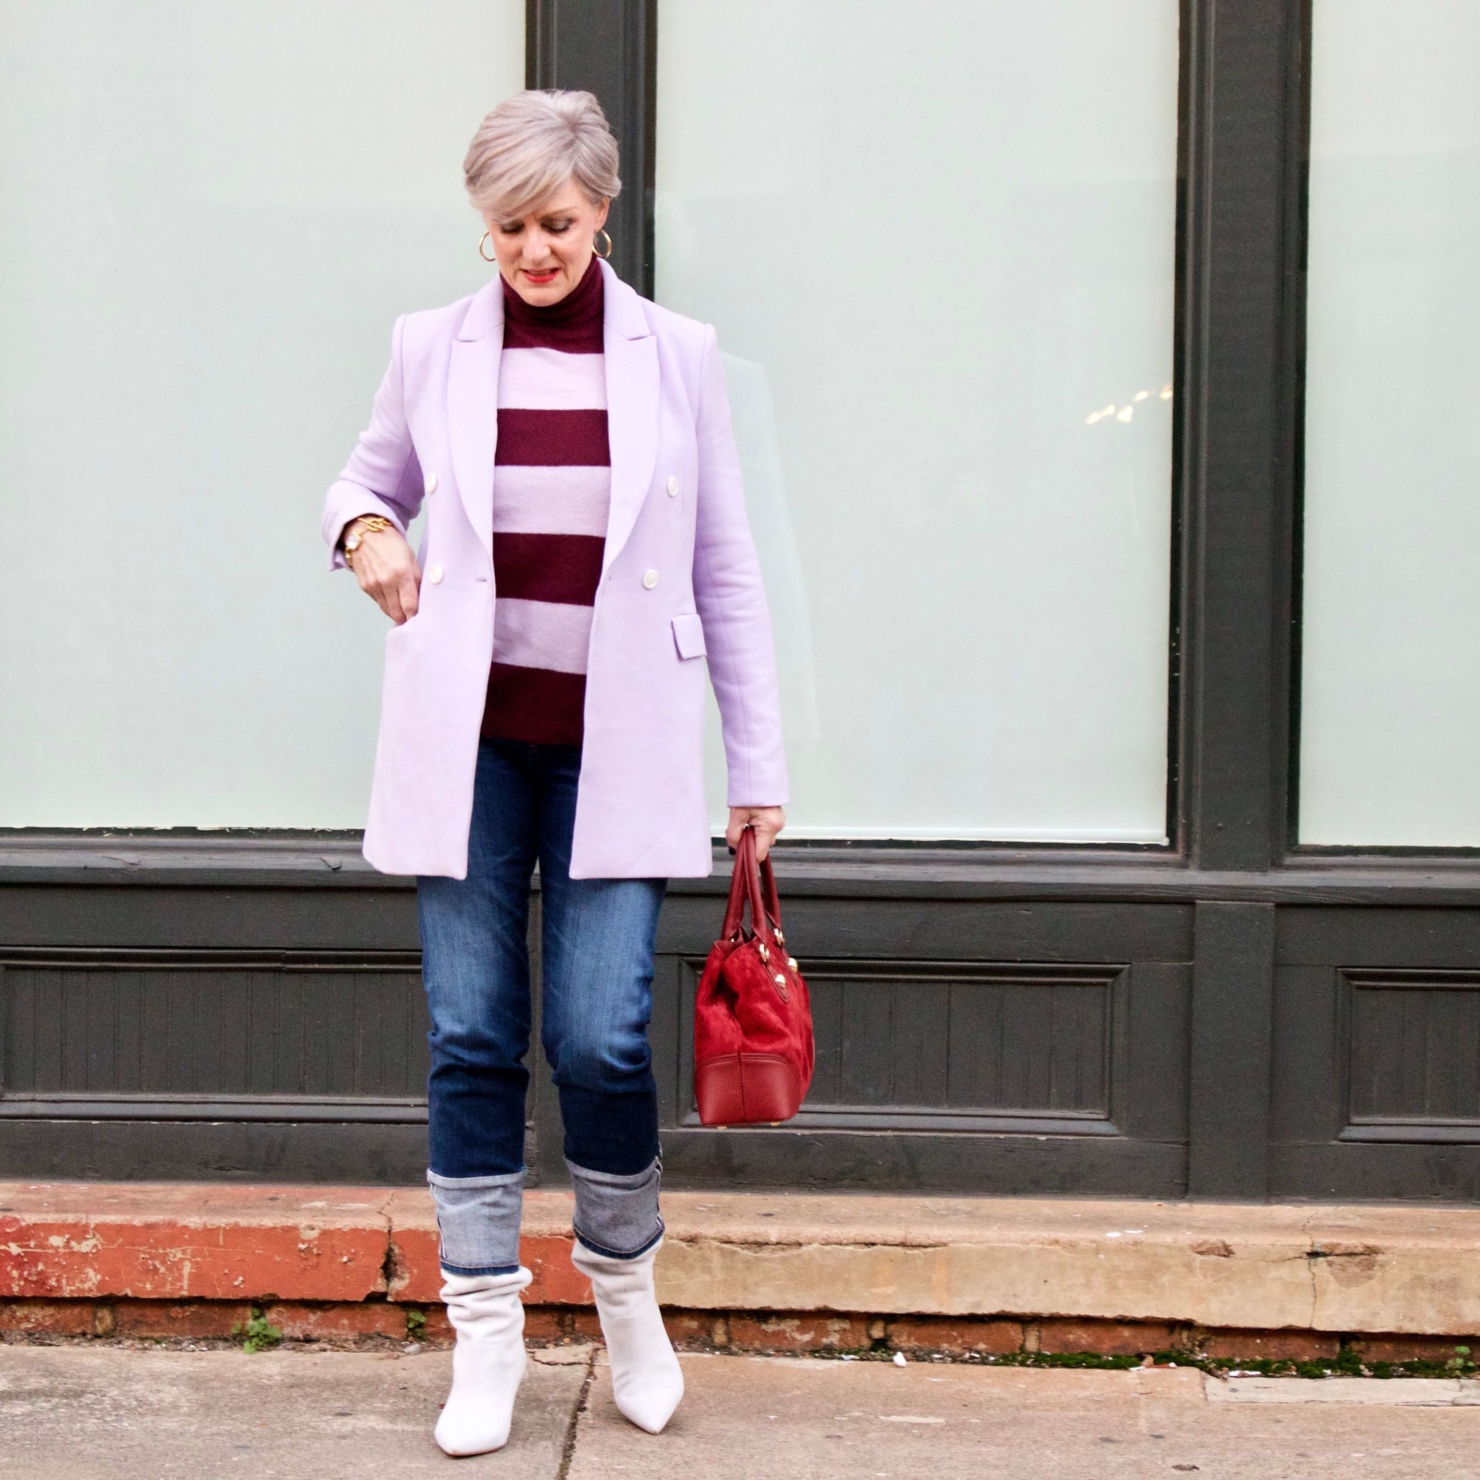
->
[500,254,604,332]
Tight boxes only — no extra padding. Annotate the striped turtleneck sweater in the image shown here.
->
[481,256,609,747]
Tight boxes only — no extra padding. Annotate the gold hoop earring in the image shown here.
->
[478,231,496,263]
[593,229,613,260]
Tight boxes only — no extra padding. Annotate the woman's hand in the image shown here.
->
[727,805,786,863]
[346,521,422,624]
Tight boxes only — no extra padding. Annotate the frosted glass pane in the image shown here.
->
[0,1,522,827]
[1300,2,1480,845]
[657,1,1177,842]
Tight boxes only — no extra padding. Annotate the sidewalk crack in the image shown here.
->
[555,1350,597,1480]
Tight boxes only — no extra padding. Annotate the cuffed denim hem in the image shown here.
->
[572,1221,665,1261]
[567,1155,662,1260]
[427,1167,524,1275]
[439,1259,523,1278]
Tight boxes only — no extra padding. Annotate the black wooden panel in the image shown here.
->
[1345,971,1480,1135]
[0,884,1198,1188]
[656,894,1193,966]
[0,886,1195,1191]
[941,967,1112,1118]
[0,1120,429,1185]
[1269,1142,1480,1204]
[671,959,1120,1137]
[1118,961,1192,1142]
[1270,963,1342,1146]
[1277,908,1480,969]
[1270,920,1480,1199]
[0,885,420,951]
[1188,902,1275,1197]
[655,1127,1186,1198]
[0,951,428,1117]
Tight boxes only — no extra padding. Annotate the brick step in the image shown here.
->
[1,1297,1468,1366]
[2,1182,1478,1348]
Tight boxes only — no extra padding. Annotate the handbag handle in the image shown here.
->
[759,848,784,941]
[720,826,784,948]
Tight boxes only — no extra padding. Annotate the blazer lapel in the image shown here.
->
[446,281,503,558]
[600,262,659,577]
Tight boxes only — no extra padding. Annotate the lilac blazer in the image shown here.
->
[321,261,788,880]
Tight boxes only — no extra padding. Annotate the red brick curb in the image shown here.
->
[5,1181,1480,1362]
[1,1297,1469,1365]
[0,1183,588,1307]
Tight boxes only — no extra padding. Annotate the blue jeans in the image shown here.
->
[417,738,667,1275]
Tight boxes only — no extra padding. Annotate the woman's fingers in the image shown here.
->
[354,558,393,622]
[727,806,787,861]
[397,563,422,622]
[350,529,420,624]
[753,819,779,862]
[362,557,404,623]
[381,579,408,626]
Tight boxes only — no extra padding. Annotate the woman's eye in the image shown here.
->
[545,220,572,233]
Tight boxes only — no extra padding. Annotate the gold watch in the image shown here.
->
[342,515,393,565]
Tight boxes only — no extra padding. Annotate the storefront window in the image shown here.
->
[1298,2,1480,846]
[0,1,522,827]
[656,1,1180,840]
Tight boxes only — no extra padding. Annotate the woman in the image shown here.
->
[320,90,787,1456]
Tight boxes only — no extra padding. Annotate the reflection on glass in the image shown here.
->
[660,2,1178,846]
[658,1,1178,841]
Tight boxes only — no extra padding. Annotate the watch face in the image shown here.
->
[345,532,361,552]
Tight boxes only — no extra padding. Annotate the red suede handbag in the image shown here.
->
[694,827,815,1126]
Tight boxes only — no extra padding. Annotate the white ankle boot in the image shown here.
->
[434,1265,532,1456]
[572,1238,684,1434]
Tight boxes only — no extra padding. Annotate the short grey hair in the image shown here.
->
[464,90,621,221]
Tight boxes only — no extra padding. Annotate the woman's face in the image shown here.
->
[485,178,610,307]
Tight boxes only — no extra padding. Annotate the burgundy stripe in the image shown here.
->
[501,315,604,354]
[496,408,610,467]
[481,664,587,745]
[493,532,604,606]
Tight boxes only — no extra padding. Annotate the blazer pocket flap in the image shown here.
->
[671,613,707,660]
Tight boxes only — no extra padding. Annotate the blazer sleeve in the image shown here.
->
[320,314,426,570]
[692,324,790,808]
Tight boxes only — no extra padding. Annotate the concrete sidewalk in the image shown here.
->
[3,1346,1480,1479]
